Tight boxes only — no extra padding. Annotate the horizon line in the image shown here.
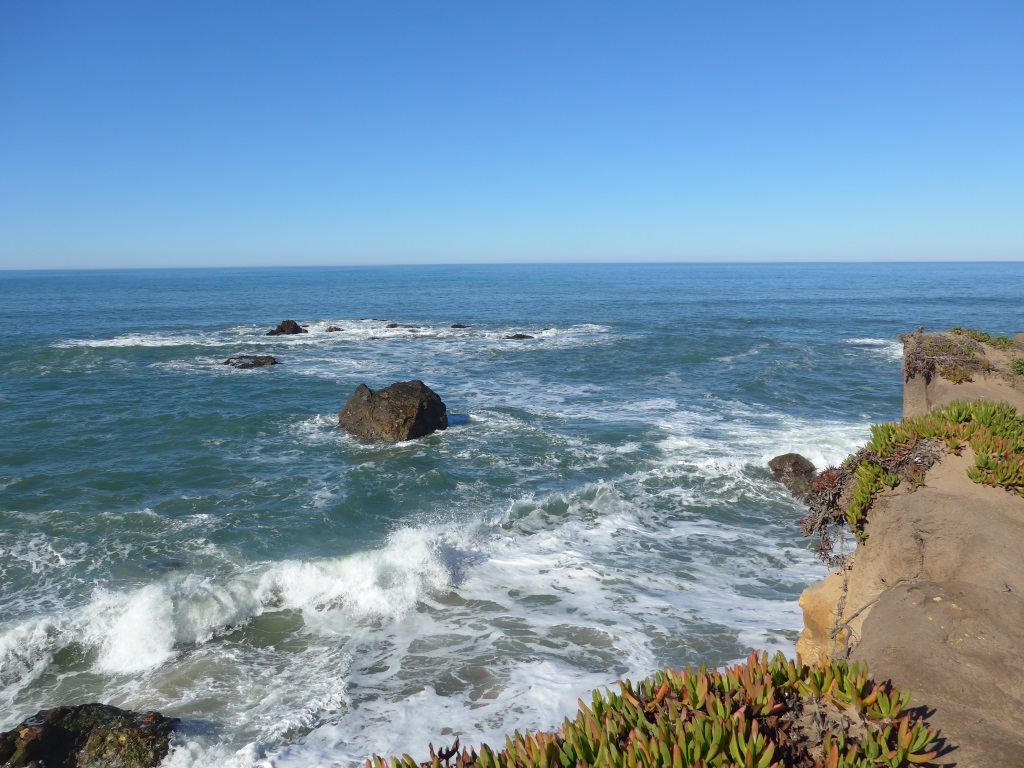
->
[2,258,1022,274]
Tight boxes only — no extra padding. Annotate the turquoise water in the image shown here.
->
[1,262,1021,765]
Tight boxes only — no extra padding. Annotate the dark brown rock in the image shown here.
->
[0,703,177,768]
[223,355,278,369]
[266,320,307,336]
[339,380,448,442]
[768,453,816,497]
[325,326,343,332]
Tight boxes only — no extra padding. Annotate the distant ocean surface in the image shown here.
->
[1,262,1021,766]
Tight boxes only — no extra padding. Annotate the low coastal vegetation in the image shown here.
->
[901,332,987,384]
[370,652,936,768]
[799,400,1024,566]
[902,326,1022,384]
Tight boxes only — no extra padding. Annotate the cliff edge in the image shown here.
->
[796,330,1024,767]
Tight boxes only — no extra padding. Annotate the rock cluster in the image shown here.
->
[339,380,448,442]
[0,703,177,768]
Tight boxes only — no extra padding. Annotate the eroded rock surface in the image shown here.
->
[339,380,448,442]
[0,703,178,768]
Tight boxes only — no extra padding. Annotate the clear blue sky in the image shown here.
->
[1,2,1022,269]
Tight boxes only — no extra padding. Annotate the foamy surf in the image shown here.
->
[843,337,904,363]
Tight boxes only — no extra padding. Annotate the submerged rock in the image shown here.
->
[223,355,278,369]
[768,453,816,497]
[266,320,307,336]
[339,380,448,442]
[451,323,472,329]
[325,326,343,332]
[505,333,534,340]
[0,703,178,768]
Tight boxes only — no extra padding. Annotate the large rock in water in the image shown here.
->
[0,703,177,768]
[768,453,816,497]
[266,319,307,336]
[339,380,448,442]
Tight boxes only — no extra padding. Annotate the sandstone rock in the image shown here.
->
[339,380,448,442]
[795,568,848,665]
[266,320,307,336]
[0,703,177,768]
[223,355,278,369]
[768,453,816,497]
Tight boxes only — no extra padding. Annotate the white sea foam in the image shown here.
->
[843,337,904,362]
[0,529,454,713]
[713,344,769,363]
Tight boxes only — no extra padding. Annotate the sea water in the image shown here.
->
[1,262,1021,766]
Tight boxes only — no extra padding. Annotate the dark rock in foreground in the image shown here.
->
[339,380,448,442]
[505,333,534,340]
[223,355,278,369]
[0,703,178,768]
[266,319,307,336]
[768,453,816,497]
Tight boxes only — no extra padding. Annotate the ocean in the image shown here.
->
[1,262,1021,766]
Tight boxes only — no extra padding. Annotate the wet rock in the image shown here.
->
[768,453,816,497]
[0,703,178,768]
[339,380,448,442]
[266,320,307,336]
[223,355,278,369]
[325,326,343,332]
[505,333,534,340]
[451,324,472,329]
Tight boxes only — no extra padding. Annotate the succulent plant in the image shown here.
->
[368,653,937,768]
[800,400,1024,565]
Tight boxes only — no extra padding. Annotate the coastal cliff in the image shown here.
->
[796,330,1024,767]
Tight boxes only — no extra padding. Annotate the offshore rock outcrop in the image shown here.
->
[339,380,448,442]
[266,319,307,336]
[0,703,177,768]
[768,452,816,497]
[796,329,1024,768]
[223,355,278,369]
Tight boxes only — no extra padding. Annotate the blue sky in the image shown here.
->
[1,2,1022,268]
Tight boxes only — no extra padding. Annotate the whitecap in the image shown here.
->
[843,337,904,362]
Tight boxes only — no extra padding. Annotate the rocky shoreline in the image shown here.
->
[795,329,1024,767]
